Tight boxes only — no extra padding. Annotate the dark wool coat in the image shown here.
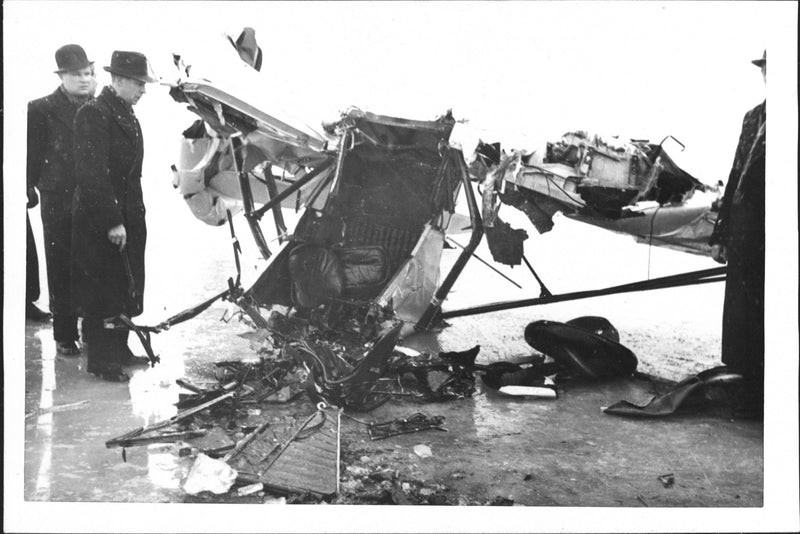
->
[710,101,766,379]
[27,87,85,193]
[71,86,147,318]
[28,86,90,328]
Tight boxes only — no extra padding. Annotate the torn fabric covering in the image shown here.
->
[572,193,720,256]
[184,188,238,227]
[603,366,743,417]
[377,225,444,323]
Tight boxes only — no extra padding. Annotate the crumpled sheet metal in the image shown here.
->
[603,366,743,417]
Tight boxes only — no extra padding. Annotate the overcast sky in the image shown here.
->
[3,1,786,180]
[4,2,798,532]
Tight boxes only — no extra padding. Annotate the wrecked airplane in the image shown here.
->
[94,29,747,503]
[164,31,726,338]
[168,74,481,335]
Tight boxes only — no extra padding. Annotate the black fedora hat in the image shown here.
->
[54,44,93,73]
[524,317,638,380]
[751,50,766,67]
[103,50,157,83]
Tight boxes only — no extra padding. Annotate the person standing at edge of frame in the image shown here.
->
[27,44,98,349]
[72,50,156,382]
[710,50,767,420]
[27,201,51,322]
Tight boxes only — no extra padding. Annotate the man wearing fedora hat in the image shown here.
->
[710,50,766,419]
[27,43,98,353]
[71,50,156,382]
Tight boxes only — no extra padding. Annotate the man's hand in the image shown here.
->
[108,224,127,249]
[711,243,727,264]
[27,187,39,209]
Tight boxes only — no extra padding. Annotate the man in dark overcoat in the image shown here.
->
[710,51,767,418]
[72,50,156,381]
[27,44,97,347]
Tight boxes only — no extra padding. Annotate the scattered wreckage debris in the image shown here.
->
[369,414,446,441]
[103,307,747,503]
[342,411,447,441]
[658,473,676,488]
[103,312,493,500]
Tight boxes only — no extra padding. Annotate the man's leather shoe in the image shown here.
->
[26,303,52,322]
[56,340,81,356]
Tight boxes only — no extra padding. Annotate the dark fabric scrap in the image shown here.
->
[485,218,528,266]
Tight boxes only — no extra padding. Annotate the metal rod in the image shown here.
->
[417,149,484,330]
[327,129,351,202]
[258,410,323,476]
[251,162,333,220]
[230,138,272,260]
[521,254,552,297]
[226,210,242,285]
[446,236,521,289]
[264,172,288,241]
[441,267,726,319]
[223,420,271,463]
[113,430,207,448]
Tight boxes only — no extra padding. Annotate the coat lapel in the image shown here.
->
[50,87,78,129]
[100,86,140,148]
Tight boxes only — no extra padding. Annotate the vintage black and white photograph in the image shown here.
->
[4,1,798,532]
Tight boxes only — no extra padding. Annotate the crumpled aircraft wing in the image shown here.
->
[172,79,333,169]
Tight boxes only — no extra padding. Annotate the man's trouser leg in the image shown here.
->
[83,317,125,373]
[40,192,79,342]
[26,213,41,304]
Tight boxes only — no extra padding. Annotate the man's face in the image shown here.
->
[114,76,146,106]
[59,66,95,97]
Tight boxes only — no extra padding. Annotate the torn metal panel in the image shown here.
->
[376,224,444,323]
[230,407,342,498]
[477,133,721,256]
[179,81,331,156]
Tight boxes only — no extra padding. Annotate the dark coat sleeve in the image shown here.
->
[74,104,125,231]
[27,100,48,190]
[710,108,753,247]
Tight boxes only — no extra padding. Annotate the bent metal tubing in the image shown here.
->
[417,148,485,331]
